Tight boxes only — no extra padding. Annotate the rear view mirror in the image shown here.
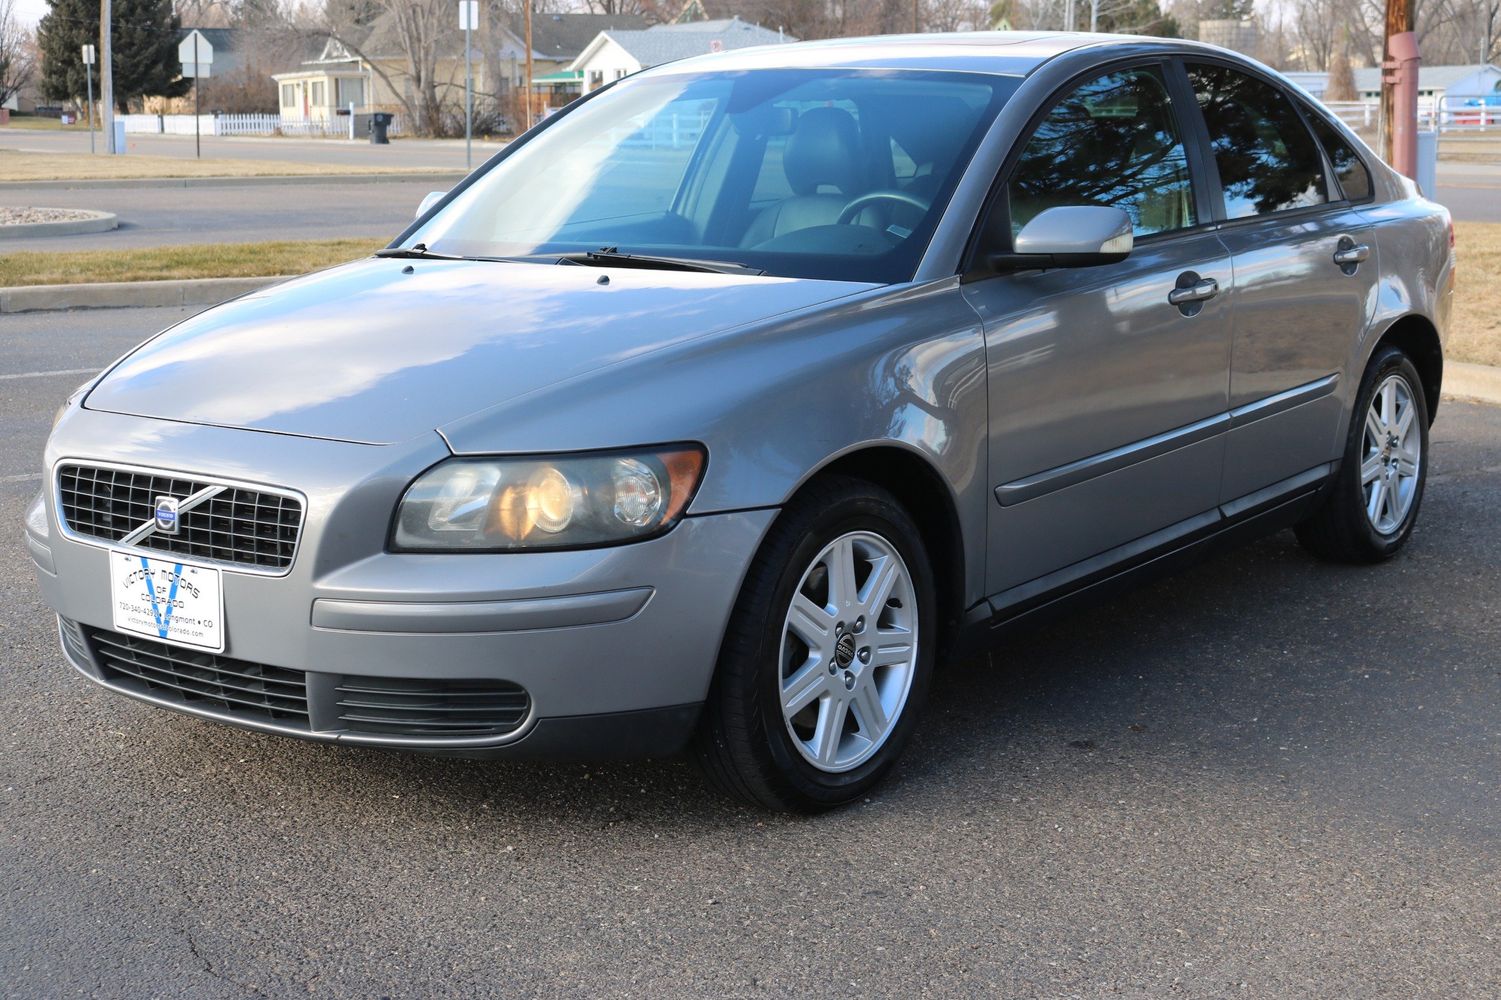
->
[990,205,1133,270]
[416,191,447,219]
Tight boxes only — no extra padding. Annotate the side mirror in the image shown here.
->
[416,191,447,219]
[989,205,1133,271]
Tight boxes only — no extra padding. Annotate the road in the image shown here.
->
[0,178,451,251]
[1436,161,1501,224]
[2,306,1498,997]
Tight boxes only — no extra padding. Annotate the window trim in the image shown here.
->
[961,55,1215,281]
[1178,55,1340,228]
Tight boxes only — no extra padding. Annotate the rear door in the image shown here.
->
[962,61,1234,599]
[1182,61,1380,503]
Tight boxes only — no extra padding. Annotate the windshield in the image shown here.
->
[407,68,1018,283]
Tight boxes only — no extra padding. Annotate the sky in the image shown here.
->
[15,0,51,29]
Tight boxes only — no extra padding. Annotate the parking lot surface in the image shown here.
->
[2,307,1498,997]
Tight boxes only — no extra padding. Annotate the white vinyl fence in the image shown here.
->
[1319,99,1501,133]
[118,112,402,139]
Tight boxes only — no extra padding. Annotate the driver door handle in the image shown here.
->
[1167,277,1219,306]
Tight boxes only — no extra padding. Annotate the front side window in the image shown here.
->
[1009,66,1196,239]
[408,69,1016,282]
[1303,109,1372,202]
[1189,63,1327,219]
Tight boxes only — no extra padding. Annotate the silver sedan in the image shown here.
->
[27,32,1454,811]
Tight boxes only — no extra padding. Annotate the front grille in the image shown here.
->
[335,676,531,738]
[58,464,302,570]
[85,626,311,726]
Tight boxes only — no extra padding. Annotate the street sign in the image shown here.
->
[82,44,95,65]
[177,31,214,70]
[459,0,478,30]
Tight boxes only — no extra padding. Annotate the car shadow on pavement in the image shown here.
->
[116,515,1487,837]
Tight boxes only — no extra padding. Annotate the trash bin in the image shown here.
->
[369,112,394,145]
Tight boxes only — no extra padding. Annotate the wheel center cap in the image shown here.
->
[834,632,857,669]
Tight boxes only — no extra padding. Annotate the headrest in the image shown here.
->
[783,107,860,196]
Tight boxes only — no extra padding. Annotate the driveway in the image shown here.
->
[2,306,1498,997]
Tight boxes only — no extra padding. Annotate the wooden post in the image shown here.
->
[524,2,533,130]
[100,0,114,153]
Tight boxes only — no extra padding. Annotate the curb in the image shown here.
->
[0,171,466,191]
[0,275,291,314]
[0,210,117,240]
[1443,361,1501,407]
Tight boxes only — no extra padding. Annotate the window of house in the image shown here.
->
[589,70,604,90]
[281,84,294,108]
[311,82,325,107]
[1188,63,1328,219]
[1009,66,1196,238]
[336,78,364,108]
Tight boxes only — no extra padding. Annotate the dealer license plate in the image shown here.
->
[108,551,224,652]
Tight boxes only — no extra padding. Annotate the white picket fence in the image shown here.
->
[118,112,402,139]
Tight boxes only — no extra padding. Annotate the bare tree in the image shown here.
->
[0,0,35,109]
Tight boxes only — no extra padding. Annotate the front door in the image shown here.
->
[962,63,1234,600]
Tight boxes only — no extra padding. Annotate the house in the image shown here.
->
[571,17,790,95]
[272,12,650,129]
[1351,63,1501,105]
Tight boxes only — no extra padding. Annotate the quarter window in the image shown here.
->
[1304,110,1372,202]
[1009,66,1196,238]
[1188,63,1327,219]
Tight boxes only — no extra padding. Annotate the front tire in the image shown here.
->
[694,476,936,812]
[1296,345,1430,563]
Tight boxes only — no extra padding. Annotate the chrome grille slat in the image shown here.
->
[57,464,302,570]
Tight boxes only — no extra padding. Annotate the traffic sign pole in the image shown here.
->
[459,1,476,170]
[82,45,96,155]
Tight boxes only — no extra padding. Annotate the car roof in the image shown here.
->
[639,30,1233,80]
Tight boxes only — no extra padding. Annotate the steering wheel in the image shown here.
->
[836,189,932,226]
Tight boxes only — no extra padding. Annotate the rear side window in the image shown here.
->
[1008,66,1196,238]
[1304,110,1373,202]
[1188,63,1327,219]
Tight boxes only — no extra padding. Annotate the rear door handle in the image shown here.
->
[1167,277,1219,306]
[1333,239,1371,268]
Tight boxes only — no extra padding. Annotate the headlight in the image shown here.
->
[392,446,706,551]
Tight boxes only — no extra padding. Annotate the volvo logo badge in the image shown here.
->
[154,496,181,535]
[834,632,857,668]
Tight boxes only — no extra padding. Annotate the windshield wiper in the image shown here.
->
[554,248,765,276]
[374,243,469,261]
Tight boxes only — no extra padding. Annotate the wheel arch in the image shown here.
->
[786,444,969,652]
[1369,313,1443,423]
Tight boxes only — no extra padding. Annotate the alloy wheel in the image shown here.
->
[778,531,918,773]
[1361,373,1423,536]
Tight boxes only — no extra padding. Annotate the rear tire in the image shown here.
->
[1296,345,1430,563]
[694,476,936,813]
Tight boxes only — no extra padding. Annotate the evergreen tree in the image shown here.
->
[1200,0,1254,20]
[37,0,189,111]
[1097,0,1181,37]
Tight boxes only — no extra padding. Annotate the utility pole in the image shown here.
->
[913,0,919,33]
[524,2,533,130]
[460,0,476,168]
[1381,0,1419,173]
[1090,0,1098,32]
[100,0,114,154]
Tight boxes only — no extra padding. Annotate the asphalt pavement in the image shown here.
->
[2,306,1498,997]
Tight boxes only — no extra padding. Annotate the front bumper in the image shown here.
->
[28,409,775,758]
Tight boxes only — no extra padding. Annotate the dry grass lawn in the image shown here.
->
[0,149,448,181]
[1453,221,1501,367]
[0,238,384,287]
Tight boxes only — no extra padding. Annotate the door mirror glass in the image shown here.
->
[997,205,1134,268]
[416,191,447,219]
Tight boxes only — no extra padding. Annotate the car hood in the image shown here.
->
[85,257,876,445]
